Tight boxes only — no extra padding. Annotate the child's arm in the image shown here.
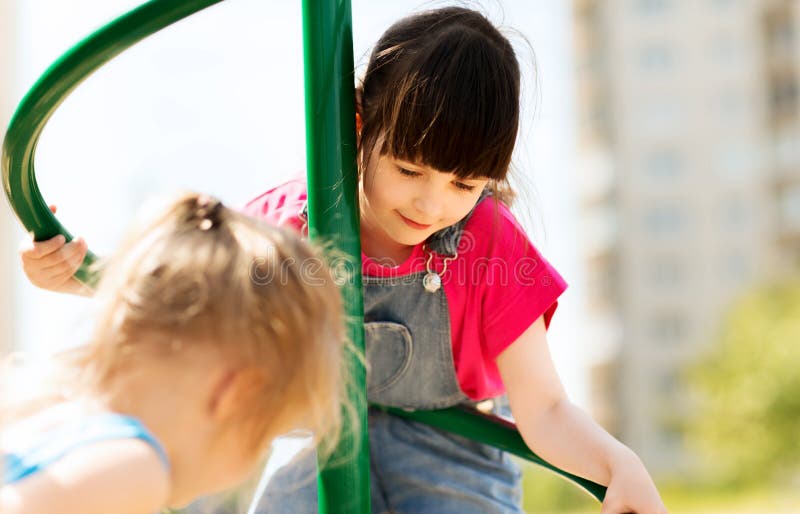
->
[497,316,668,514]
[0,439,169,514]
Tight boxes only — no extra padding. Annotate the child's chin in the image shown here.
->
[394,232,430,247]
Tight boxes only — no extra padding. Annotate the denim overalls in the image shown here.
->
[255,194,522,514]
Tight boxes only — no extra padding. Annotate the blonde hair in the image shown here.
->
[3,192,350,459]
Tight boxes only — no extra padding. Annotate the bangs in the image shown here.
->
[377,26,519,180]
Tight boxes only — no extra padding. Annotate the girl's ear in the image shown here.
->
[355,113,363,138]
[354,86,364,143]
[354,86,363,116]
[207,367,265,422]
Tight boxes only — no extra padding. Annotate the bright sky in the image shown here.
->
[8,0,586,403]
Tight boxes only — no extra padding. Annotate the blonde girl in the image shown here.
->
[3,192,347,514]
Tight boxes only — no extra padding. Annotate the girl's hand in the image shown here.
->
[18,204,92,296]
[600,449,668,514]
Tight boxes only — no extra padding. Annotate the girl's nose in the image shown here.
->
[412,191,442,220]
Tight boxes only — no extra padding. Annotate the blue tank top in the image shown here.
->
[2,413,170,484]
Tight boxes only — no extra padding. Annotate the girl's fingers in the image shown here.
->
[20,234,67,259]
[38,245,87,287]
[45,262,84,288]
[39,238,87,272]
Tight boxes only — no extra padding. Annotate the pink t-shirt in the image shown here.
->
[244,179,567,400]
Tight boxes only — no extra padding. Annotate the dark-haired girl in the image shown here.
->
[20,6,667,514]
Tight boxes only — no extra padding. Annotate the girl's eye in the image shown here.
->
[454,182,476,192]
[398,168,421,177]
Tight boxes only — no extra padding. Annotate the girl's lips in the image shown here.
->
[397,211,432,230]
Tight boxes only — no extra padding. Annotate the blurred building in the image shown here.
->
[1,0,18,355]
[764,0,800,268]
[572,0,799,475]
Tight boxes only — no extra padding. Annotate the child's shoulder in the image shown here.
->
[243,177,308,231]
[469,195,519,227]
[243,177,308,215]
[1,438,168,514]
[461,196,537,258]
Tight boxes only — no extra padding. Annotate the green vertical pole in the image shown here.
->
[301,1,369,514]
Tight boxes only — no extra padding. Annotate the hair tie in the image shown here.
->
[191,194,224,231]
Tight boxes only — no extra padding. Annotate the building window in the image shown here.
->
[634,0,670,15]
[769,23,795,56]
[711,35,745,67]
[774,128,800,170]
[710,0,738,9]
[717,89,747,120]
[770,79,798,117]
[644,204,686,235]
[650,312,687,343]
[639,44,673,72]
[658,369,681,396]
[715,142,761,181]
[780,185,800,231]
[650,257,685,287]
[640,100,684,135]
[720,197,750,230]
[765,7,795,56]
[724,251,751,278]
[644,150,684,180]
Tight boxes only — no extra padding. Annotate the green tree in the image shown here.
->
[685,279,800,487]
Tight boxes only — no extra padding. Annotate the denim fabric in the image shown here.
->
[363,272,468,409]
[253,189,521,512]
[255,409,521,514]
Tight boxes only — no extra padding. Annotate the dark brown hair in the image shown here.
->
[358,7,520,202]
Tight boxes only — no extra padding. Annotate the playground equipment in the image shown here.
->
[1,1,607,512]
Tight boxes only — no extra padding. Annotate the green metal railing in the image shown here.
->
[300,1,370,511]
[0,1,606,511]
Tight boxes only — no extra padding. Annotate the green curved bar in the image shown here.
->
[379,405,607,502]
[1,0,223,285]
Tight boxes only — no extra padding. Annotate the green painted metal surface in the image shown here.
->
[379,405,607,502]
[301,1,370,513]
[1,0,223,285]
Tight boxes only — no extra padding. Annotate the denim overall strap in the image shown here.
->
[363,271,468,409]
